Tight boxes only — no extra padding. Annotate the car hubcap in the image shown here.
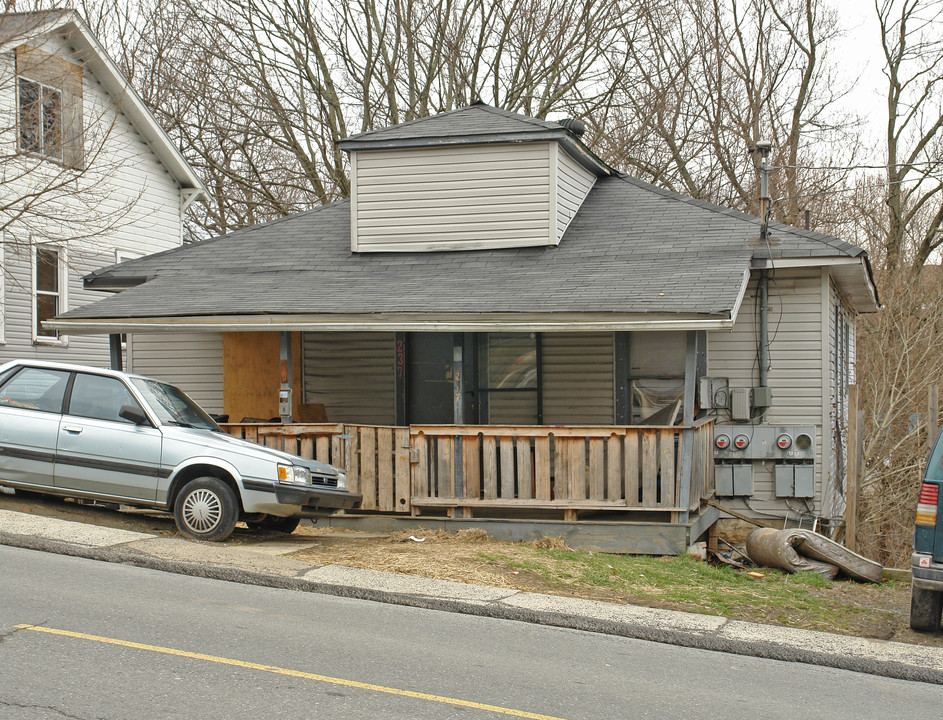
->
[182,488,221,532]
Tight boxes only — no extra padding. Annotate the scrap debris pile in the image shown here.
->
[744,527,883,583]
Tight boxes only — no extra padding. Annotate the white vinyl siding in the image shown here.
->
[351,143,553,252]
[823,279,855,519]
[542,333,614,424]
[708,267,826,512]
[302,332,396,425]
[0,243,115,366]
[0,34,186,367]
[555,147,595,243]
[127,332,224,413]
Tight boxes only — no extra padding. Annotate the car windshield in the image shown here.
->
[131,378,219,431]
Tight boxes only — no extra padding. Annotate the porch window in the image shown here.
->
[629,331,685,424]
[477,333,539,424]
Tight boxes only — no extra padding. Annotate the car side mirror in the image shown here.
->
[119,404,149,426]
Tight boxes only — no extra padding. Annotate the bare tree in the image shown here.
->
[854,267,943,565]
[877,0,943,270]
[0,9,142,279]
[600,0,857,233]
[84,0,640,238]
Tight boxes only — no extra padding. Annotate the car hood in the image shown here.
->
[160,426,341,476]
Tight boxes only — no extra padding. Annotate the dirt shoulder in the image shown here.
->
[2,491,937,648]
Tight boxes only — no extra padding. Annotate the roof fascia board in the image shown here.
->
[341,132,611,176]
[19,12,208,199]
[48,313,735,335]
[753,256,880,312]
[727,268,752,326]
[754,256,863,268]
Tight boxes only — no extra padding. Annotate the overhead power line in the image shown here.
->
[773,160,943,172]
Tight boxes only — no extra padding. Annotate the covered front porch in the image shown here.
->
[210,326,719,553]
[220,418,716,553]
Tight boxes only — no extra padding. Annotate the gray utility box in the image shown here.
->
[715,464,754,497]
[775,464,815,498]
[713,425,816,499]
[712,425,815,461]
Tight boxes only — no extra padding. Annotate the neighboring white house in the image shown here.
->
[0,10,204,368]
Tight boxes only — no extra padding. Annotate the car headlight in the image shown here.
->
[277,463,310,485]
[336,469,348,491]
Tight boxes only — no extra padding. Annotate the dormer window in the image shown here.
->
[18,77,63,161]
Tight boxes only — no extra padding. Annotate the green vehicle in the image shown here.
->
[912,427,943,630]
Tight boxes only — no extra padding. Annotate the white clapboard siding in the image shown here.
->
[302,332,396,425]
[708,268,827,510]
[352,144,553,252]
[542,333,615,424]
[128,332,224,414]
[555,147,596,243]
[823,279,856,517]
[0,243,121,367]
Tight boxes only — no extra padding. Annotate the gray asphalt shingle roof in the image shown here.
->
[337,103,566,149]
[65,171,867,323]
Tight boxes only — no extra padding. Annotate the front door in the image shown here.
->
[407,333,456,424]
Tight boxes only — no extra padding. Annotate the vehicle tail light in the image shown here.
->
[916,483,939,526]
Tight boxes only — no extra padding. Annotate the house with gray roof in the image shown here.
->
[50,102,879,551]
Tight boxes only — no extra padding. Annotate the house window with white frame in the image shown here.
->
[33,244,67,342]
[18,76,63,162]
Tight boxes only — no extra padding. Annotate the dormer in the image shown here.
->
[339,103,612,253]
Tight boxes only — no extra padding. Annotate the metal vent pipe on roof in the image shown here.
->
[558,118,586,137]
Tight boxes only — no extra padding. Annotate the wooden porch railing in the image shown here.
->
[221,419,715,519]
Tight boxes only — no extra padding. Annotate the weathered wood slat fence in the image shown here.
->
[221,419,715,519]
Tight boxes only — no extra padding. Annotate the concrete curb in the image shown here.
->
[3,528,943,685]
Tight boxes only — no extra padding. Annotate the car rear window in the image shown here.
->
[0,367,70,413]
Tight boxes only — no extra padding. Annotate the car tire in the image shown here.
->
[910,585,943,631]
[247,515,301,535]
[174,477,238,542]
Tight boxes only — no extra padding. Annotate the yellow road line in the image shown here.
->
[16,624,568,720]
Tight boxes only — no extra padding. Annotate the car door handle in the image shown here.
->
[62,425,84,434]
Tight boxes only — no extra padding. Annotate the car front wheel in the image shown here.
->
[910,585,943,631]
[174,477,238,542]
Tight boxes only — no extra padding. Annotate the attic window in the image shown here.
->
[15,45,84,169]
[18,77,63,161]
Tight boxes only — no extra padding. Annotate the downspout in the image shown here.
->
[759,270,770,392]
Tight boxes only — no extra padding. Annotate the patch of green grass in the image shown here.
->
[471,544,901,633]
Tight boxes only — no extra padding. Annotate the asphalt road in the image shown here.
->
[2,545,941,720]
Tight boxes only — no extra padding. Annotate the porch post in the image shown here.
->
[279,331,293,424]
[452,336,465,515]
[614,332,630,424]
[109,334,123,371]
[452,338,464,423]
[676,330,699,523]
